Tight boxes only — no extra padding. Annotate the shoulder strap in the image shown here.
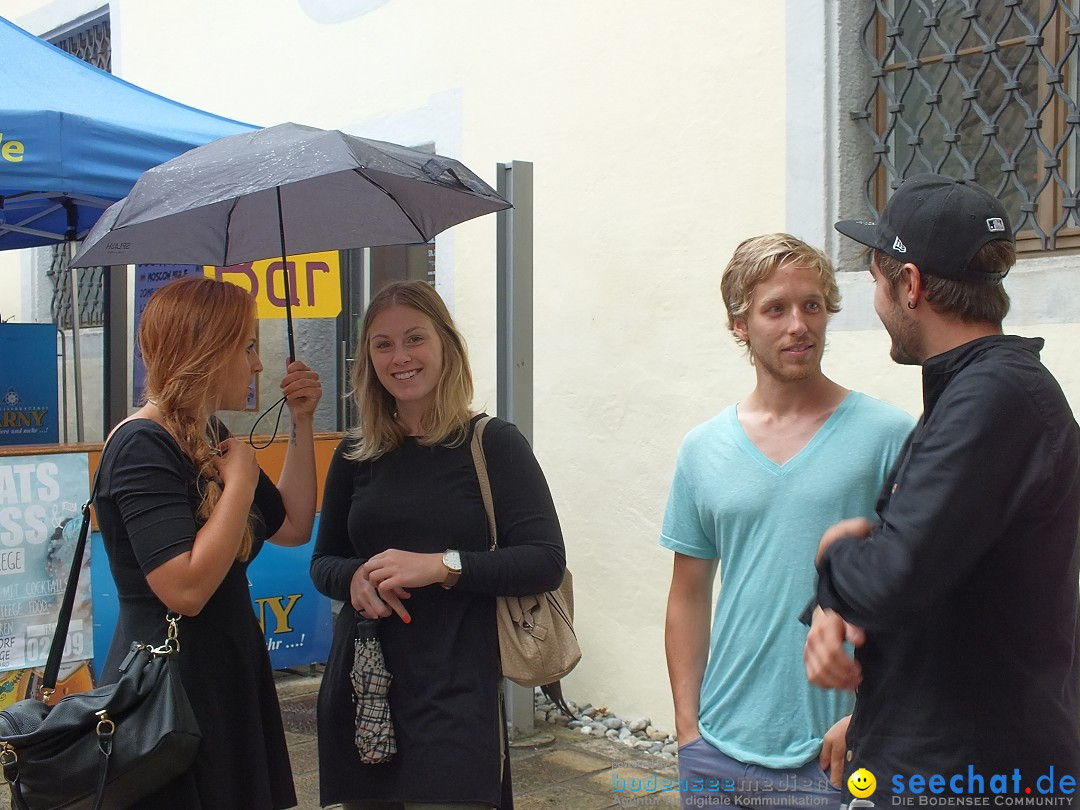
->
[469,416,498,551]
[40,415,138,698]
[40,469,100,699]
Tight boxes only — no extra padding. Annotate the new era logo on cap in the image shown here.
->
[833,174,1015,286]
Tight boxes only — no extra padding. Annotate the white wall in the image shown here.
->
[15,0,783,733]
[12,0,1080,741]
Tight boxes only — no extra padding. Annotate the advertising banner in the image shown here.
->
[205,251,342,319]
[0,452,91,673]
[89,515,333,675]
[0,324,59,446]
[247,526,334,670]
[132,264,202,407]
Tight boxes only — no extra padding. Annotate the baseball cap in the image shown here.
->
[834,174,1014,285]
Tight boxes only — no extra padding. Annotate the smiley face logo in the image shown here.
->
[848,768,877,798]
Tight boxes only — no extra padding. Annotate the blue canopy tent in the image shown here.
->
[0,14,254,438]
[0,14,254,249]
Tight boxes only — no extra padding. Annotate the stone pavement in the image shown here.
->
[275,667,681,809]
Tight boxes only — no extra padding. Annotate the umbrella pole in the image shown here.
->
[276,186,296,362]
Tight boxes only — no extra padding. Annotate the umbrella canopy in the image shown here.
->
[71,122,511,268]
[0,15,254,250]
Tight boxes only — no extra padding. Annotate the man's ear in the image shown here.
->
[732,316,749,344]
[900,263,924,307]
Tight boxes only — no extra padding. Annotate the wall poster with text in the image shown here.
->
[0,324,60,446]
[0,452,92,684]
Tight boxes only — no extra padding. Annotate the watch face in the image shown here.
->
[443,550,462,573]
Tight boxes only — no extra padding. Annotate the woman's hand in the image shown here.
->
[280,360,322,421]
[211,437,259,500]
[351,564,412,623]
[362,550,447,591]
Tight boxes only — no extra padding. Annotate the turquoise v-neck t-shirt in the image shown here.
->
[660,391,913,768]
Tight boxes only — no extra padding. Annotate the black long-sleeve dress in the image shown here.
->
[311,415,565,808]
[95,419,296,810]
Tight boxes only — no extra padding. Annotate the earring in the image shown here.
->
[907,301,917,310]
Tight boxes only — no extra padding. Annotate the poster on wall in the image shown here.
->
[131,264,201,407]
[0,452,92,673]
[89,521,334,676]
[133,264,260,410]
[205,251,342,320]
[247,532,334,669]
[0,324,59,446]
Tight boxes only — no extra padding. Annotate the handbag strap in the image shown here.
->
[40,470,100,699]
[469,416,498,551]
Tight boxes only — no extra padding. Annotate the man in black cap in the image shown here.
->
[805,173,1080,802]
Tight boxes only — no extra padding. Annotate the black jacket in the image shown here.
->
[818,336,1080,795]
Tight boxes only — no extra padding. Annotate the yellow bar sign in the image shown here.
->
[204,251,343,319]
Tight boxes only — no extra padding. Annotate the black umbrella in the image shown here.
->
[70,122,511,358]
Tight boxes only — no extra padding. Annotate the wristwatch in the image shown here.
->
[441,549,462,589]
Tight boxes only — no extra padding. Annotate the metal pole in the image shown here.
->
[104,264,129,433]
[66,241,84,442]
[496,161,535,741]
[56,329,68,444]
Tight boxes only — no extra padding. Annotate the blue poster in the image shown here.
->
[90,515,332,674]
[0,324,59,446]
[132,264,201,407]
[132,265,257,410]
[247,525,334,669]
[0,452,91,672]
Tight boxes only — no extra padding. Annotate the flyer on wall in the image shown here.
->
[0,452,92,674]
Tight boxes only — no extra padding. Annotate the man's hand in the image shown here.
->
[815,517,873,564]
[805,607,865,690]
[819,715,851,788]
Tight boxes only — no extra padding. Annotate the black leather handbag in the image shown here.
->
[0,485,201,810]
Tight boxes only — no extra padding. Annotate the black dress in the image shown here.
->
[95,419,296,810]
[311,415,565,808]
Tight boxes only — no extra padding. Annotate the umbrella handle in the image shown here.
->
[276,186,296,362]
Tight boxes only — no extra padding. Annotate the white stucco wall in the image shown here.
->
[9,0,793,732]
[22,0,1080,743]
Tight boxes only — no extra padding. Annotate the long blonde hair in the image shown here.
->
[138,276,256,560]
[347,281,473,461]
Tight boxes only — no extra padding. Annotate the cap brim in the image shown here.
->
[834,219,887,251]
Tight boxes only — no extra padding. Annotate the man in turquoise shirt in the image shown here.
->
[661,233,912,810]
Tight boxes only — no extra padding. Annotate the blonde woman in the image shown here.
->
[94,276,321,809]
[312,280,565,809]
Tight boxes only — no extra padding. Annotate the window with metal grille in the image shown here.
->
[52,18,111,71]
[48,16,111,328]
[47,248,105,329]
[855,1,1080,253]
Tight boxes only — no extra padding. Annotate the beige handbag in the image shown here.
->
[470,417,581,688]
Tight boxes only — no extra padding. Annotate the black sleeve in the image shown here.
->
[209,416,285,537]
[106,425,197,576]
[310,438,364,602]
[816,369,1048,630]
[457,419,566,597]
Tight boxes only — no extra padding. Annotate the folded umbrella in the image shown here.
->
[351,614,395,764]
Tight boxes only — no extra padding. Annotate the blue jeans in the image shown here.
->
[676,736,842,810]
